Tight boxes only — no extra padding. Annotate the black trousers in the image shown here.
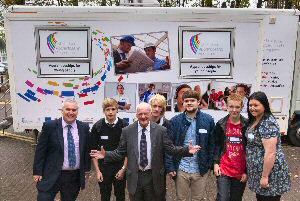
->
[37,170,80,201]
[256,194,281,201]
[99,164,126,201]
[129,170,164,201]
[216,175,246,201]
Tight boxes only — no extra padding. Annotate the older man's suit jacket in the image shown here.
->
[105,121,191,196]
[33,118,91,192]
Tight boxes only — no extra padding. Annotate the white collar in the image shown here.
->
[117,48,125,54]
[62,118,77,129]
[138,121,150,132]
[105,117,119,126]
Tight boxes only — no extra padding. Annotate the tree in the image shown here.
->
[239,0,250,7]
[3,0,25,6]
[57,0,79,6]
[80,0,121,6]
[33,0,55,6]
[0,34,5,52]
[1,0,80,7]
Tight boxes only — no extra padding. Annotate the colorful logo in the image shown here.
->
[190,33,201,54]
[47,32,57,54]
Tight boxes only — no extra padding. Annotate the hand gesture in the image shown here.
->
[96,171,103,182]
[33,175,42,183]
[115,168,125,180]
[168,171,176,179]
[240,173,247,183]
[214,164,221,176]
[188,140,201,154]
[90,146,106,159]
[116,60,131,69]
[260,176,269,188]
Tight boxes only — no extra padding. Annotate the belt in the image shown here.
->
[61,169,80,174]
[138,169,152,173]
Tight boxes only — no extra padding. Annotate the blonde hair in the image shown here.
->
[102,98,118,111]
[227,93,243,106]
[149,94,167,116]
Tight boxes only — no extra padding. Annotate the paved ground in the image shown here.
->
[0,135,300,201]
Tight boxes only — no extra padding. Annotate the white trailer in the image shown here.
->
[4,6,300,145]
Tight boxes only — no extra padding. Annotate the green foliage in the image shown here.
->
[0,32,6,51]
[285,0,293,8]
[159,0,177,7]
[3,0,24,6]
[190,0,213,7]
[32,0,55,6]
[239,0,250,7]
[0,12,4,27]
[80,0,120,6]
[56,0,78,6]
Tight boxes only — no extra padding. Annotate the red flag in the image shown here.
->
[118,75,124,82]
[78,93,88,98]
[84,100,95,105]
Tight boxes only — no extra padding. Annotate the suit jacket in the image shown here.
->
[105,121,191,196]
[33,118,91,192]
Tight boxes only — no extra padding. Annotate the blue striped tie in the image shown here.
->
[67,125,76,169]
[140,128,148,169]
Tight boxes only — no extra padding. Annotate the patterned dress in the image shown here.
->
[246,115,291,196]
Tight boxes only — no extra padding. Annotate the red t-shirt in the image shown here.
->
[220,119,246,180]
[209,93,219,102]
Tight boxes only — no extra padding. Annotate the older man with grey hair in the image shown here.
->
[33,99,91,201]
[90,102,200,201]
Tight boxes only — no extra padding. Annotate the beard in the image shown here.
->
[185,107,198,114]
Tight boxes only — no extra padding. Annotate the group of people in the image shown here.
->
[174,83,249,113]
[113,35,170,74]
[33,88,291,201]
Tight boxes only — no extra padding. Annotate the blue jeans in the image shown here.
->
[216,175,246,201]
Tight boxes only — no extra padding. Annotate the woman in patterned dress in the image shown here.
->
[246,91,291,201]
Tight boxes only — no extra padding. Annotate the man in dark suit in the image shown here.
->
[113,35,135,74]
[90,102,200,201]
[33,99,91,201]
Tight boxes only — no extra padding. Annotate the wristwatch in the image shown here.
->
[121,166,126,170]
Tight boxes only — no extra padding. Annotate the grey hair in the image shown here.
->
[62,98,78,109]
[136,102,151,113]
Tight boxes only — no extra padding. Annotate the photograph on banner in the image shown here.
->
[111,31,171,74]
[209,81,252,113]
[171,81,211,113]
[139,82,172,111]
[104,82,137,113]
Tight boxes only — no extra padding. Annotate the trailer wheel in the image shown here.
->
[288,123,300,147]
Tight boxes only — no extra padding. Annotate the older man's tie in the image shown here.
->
[140,128,148,169]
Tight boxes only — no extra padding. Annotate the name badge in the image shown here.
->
[199,129,207,133]
[228,136,242,144]
[101,136,109,140]
[248,133,254,140]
